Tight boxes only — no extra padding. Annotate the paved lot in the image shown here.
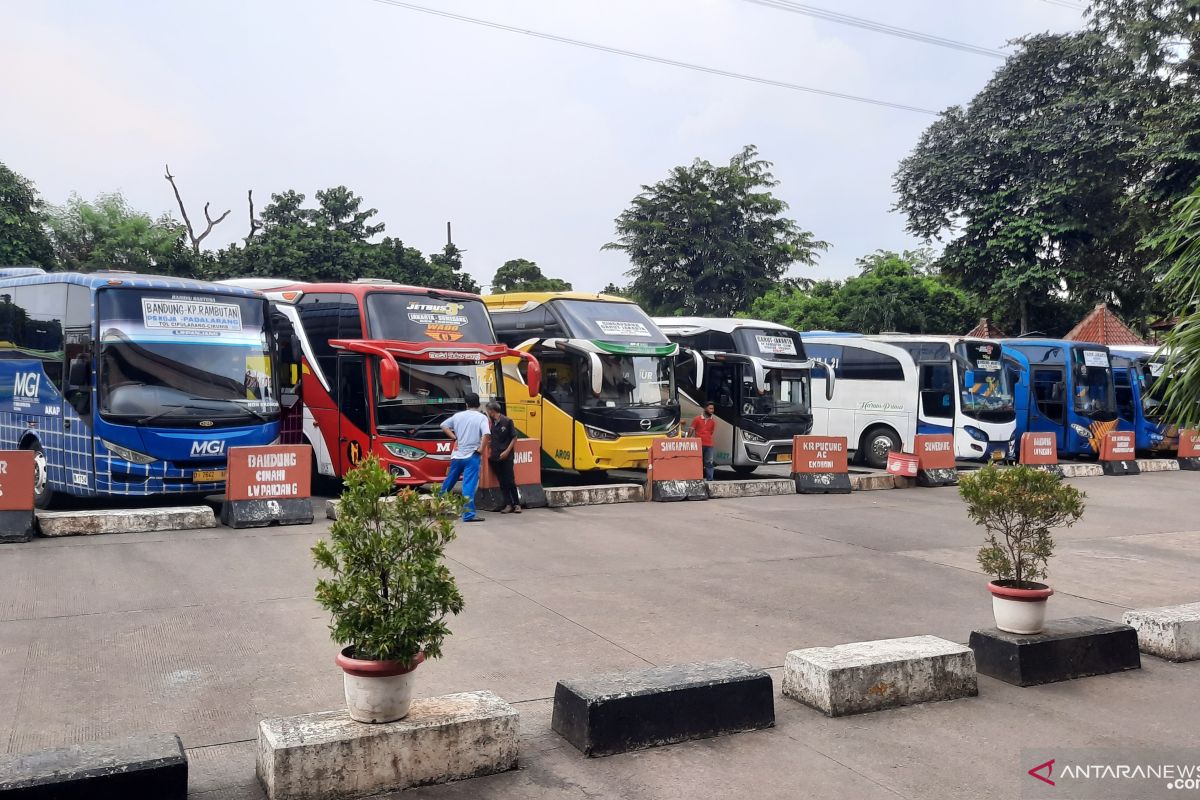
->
[1,471,1198,798]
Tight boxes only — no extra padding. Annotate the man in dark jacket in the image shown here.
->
[485,401,522,513]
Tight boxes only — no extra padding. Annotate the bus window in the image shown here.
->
[1114,368,1136,422]
[65,285,93,416]
[298,293,357,383]
[1072,349,1114,415]
[540,354,577,411]
[338,355,371,434]
[919,363,953,419]
[1031,367,1065,424]
[705,363,737,409]
[841,346,904,381]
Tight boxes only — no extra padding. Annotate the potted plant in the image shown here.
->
[959,464,1085,635]
[312,456,465,723]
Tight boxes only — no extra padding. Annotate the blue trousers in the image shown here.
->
[441,453,480,520]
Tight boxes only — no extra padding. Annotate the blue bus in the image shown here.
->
[1001,338,1121,458]
[0,268,295,507]
[1110,345,1178,454]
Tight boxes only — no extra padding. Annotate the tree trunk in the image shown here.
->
[1019,297,1029,336]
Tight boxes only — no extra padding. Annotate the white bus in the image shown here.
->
[654,317,834,474]
[800,333,1016,468]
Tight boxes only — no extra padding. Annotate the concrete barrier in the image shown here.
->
[0,450,35,543]
[1019,432,1061,476]
[781,636,977,717]
[1123,602,1200,662]
[704,478,794,499]
[969,616,1140,686]
[792,435,851,494]
[545,484,644,508]
[551,659,773,757]
[36,507,216,538]
[1100,431,1140,476]
[646,438,707,502]
[256,691,518,800]
[1178,429,1200,470]
[222,444,314,528]
[1136,458,1180,473]
[0,733,186,799]
[477,439,547,511]
[915,435,958,487]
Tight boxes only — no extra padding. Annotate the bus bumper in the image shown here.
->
[743,440,793,466]
[582,434,664,471]
[382,456,452,486]
[96,458,232,497]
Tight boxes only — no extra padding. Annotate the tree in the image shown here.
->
[1147,181,1200,429]
[46,192,192,275]
[605,145,828,317]
[894,33,1157,334]
[0,162,54,268]
[490,258,572,293]
[428,243,480,293]
[164,164,231,254]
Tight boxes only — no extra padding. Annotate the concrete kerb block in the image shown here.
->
[849,473,896,491]
[1136,458,1180,473]
[969,616,1141,687]
[0,733,187,799]
[704,478,793,499]
[1123,602,1200,662]
[256,691,519,800]
[781,635,977,717]
[35,507,215,537]
[650,479,708,502]
[1059,463,1105,479]
[545,484,644,508]
[221,498,314,529]
[551,659,774,757]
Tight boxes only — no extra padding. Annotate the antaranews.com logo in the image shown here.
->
[1022,750,1200,799]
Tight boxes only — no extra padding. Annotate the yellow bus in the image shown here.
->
[484,292,681,472]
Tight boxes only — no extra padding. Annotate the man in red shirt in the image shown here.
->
[688,402,717,480]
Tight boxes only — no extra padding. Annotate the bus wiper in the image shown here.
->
[136,404,187,425]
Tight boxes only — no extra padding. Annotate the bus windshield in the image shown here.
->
[97,289,279,426]
[583,355,674,407]
[742,369,809,418]
[552,300,670,344]
[365,293,495,344]
[958,341,1014,419]
[375,361,501,430]
[1141,358,1168,419]
[1073,348,1115,415]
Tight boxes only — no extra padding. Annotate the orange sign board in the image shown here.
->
[1019,432,1058,466]
[648,437,703,482]
[791,436,849,474]
[1099,430,1136,462]
[0,450,35,512]
[915,434,956,470]
[480,439,542,488]
[1179,429,1200,458]
[886,451,919,477]
[226,445,312,502]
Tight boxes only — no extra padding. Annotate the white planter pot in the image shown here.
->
[988,581,1053,635]
[336,648,425,724]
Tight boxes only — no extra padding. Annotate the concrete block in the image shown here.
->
[221,498,314,528]
[0,733,186,799]
[650,479,708,502]
[781,635,977,717]
[1102,458,1141,476]
[36,507,215,537]
[850,473,896,491]
[1135,458,1180,473]
[1123,602,1200,662]
[551,659,774,757]
[704,478,794,499]
[256,691,518,800]
[0,509,35,543]
[1179,456,1200,471]
[794,473,852,494]
[969,616,1140,686]
[544,484,643,508]
[1059,463,1104,478]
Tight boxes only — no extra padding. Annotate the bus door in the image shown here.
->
[535,352,577,468]
[917,361,955,435]
[1029,366,1067,449]
[336,354,372,474]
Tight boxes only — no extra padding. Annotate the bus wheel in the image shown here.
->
[24,440,54,509]
[862,427,900,470]
[732,464,758,476]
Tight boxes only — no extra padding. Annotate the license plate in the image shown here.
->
[772,455,792,463]
[194,469,226,483]
[990,450,1004,461]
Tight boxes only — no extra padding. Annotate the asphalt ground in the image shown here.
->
[1,469,1197,798]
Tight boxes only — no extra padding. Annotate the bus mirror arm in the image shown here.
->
[683,347,704,388]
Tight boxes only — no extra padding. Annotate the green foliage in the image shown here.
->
[1147,181,1200,428]
[312,456,465,663]
[0,162,54,268]
[958,465,1085,586]
[748,250,979,334]
[491,258,572,293]
[605,145,828,317]
[46,192,192,275]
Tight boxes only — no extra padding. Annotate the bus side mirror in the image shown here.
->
[68,357,89,389]
[524,354,542,398]
[379,357,400,400]
[815,359,835,401]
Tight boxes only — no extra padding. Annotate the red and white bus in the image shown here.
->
[223,279,540,485]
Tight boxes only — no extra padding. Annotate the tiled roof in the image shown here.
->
[965,317,1006,338]
[1064,303,1146,346]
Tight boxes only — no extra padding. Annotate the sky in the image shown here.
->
[1,0,1084,292]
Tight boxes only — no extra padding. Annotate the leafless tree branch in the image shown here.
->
[246,189,263,245]
[164,164,230,253]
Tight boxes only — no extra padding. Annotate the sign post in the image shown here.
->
[1019,432,1061,476]
[0,450,36,543]
[791,435,851,494]
[477,439,547,511]
[1099,430,1139,476]
[1178,429,1200,471]
[914,434,959,487]
[646,437,707,502]
[221,445,315,528]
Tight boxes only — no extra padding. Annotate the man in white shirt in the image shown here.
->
[440,392,491,522]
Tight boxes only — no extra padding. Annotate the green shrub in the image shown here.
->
[958,464,1085,587]
[312,456,465,663]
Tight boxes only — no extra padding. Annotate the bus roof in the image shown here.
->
[221,278,482,302]
[0,269,262,298]
[652,317,795,335]
[483,291,630,311]
[1001,337,1108,350]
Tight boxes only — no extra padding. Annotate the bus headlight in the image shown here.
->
[384,443,426,461]
[584,425,619,441]
[742,430,766,443]
[1070,423,1091,439]
[964,426,989,442]
[100,439,159,464]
